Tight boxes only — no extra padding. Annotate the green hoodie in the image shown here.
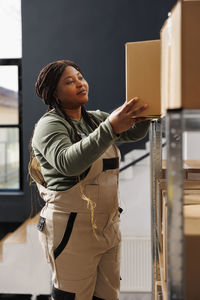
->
[32,109,150,190]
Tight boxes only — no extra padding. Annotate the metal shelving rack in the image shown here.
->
[150,118,162,300]
[150,109,200,300]
[150,119,162,299]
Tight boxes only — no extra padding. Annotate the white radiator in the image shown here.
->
[120,237,152,292]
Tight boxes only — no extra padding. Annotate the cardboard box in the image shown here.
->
[184,160,200,169]
[125,40,161,117]
[155,281,163,300]
[184,203,200,299]
[162,160,200,180]
[161,190,200,299]
[185,235,200,299]
[160,19,170,116]
[161,0,200,109]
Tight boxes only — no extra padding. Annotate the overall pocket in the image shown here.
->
[54,212,77,260]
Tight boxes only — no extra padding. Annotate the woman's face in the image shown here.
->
[54,65,89,109]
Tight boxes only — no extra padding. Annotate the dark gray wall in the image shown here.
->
[22,0,176,114]
[0,0,177,222]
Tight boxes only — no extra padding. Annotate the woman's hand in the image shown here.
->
[108,98,148,135]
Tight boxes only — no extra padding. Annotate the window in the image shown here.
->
[0,0,22,59]
[0,0,22,191]
[0,65,19,125]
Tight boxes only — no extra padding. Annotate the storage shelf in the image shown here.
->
[150,109,200,300]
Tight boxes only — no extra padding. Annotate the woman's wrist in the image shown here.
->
[107,117,120,137]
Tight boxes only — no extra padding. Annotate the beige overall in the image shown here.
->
[31,144,121,300]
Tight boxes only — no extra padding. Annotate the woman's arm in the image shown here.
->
[33,99,149,177]
[116,120,150,142]
[32,115,119,177]
[92,109,150,143]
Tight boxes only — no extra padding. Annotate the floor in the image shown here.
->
[119,293,152,300]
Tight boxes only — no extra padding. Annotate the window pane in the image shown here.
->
[0,66,19,125]
[0,0,22,58]
[0,128,20,189]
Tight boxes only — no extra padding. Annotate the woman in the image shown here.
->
[29,60,149,300]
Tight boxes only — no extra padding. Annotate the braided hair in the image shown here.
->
[30,60,101,232]
[33,60,101,234]
[35,59,98,141]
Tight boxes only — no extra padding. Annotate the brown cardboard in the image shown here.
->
[184,190,200,204]
[155,281,162,300]
[169,1,182,109]
[185,235,200,299]
[184,199,200,299]
[160,20,170,116]
[125,40,161,117]
[184,204,200,235]
[161,0,200,109]
[161,191,200,299]
[162,159,200,169]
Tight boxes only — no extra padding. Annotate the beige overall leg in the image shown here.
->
[35,144,121,300]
